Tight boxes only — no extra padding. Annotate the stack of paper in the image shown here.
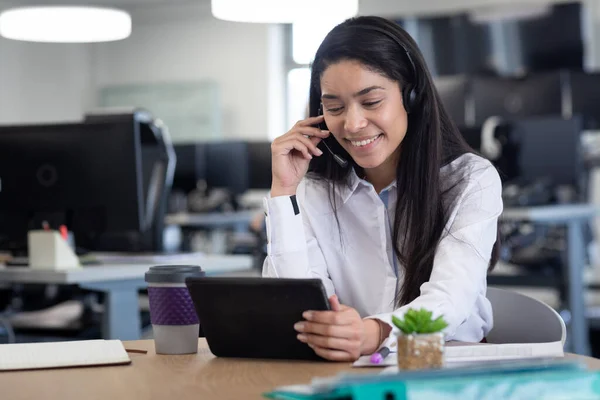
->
[352,341,564,368]
[0,339,131,372]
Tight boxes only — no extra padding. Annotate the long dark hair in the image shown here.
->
[307,16,500,307]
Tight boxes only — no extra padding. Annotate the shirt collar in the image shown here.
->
[335,168,397,204]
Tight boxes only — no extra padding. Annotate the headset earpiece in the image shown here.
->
[403,87,416,114]
[401,49,417,113]
[352,24,419,113]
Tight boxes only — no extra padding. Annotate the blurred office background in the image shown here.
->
[2,0,600,355]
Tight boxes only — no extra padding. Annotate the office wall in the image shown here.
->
[0,39,93,125]
[359,0,575,17]
[93,4,285,141]
[0,3,285,141]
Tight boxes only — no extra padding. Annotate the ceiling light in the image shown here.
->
[0,6,132,43]
[211,0,358,23]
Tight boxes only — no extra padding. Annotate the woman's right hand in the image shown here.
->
[270,115,330,197]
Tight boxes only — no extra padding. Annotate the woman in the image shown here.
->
[263,16,502,362]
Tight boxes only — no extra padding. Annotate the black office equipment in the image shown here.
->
[471,72,563,125]
[434,75,469,126]
[457,125,482,151]
[567,71,600,129]
[511,115,583,193]
[0,109,175,254]
[516,3,584,73]
[172,143,207,193]
[246,141,272,190]
[185,277,330,361]
[205,141,250,195]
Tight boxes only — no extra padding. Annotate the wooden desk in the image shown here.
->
[2,339,600,400]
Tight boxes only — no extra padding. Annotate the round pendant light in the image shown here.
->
[211,0,358,23]
[0,6,132,43]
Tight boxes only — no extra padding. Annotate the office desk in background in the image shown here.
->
[165,210,258,228]
[499,204,600,356]
[165,210,261,254]
[0,254,254,341]
[1,339,599,400]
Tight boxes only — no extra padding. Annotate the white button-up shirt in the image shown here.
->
[262,153,503,343]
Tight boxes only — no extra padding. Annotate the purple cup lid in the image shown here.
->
[145,265,204,284]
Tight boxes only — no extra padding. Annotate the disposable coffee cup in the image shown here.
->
[145,265,205,355]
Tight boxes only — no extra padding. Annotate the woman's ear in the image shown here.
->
[318,104,329,130]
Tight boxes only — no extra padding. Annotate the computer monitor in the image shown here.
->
[247,141,272,190]
[457,125,482,151]
[205,141,249,195]
[471,72,563,125]
[434,75,469,126]
[172,143,207,193]
[567,71,600,128]
[510,115,583,191]
[0,109,174,254]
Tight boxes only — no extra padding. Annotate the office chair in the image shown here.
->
[486,287,566,345]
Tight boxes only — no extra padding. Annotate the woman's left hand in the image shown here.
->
[294,295,380,361]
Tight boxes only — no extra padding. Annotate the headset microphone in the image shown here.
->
[321,140,348,168]
[318,104,349,168]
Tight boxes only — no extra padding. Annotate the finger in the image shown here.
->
[282,134,323,157]
[309,344,355,362]
[295,321,359,340]
[295,114,324,127]
[293,126,330,138]
[303,309,355,326]
[329,295,341,311]
[273,139,312,160]
[297,333,358,352]
[309,136,323,147]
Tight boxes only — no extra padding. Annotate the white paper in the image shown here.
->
[353,351,398,367]
[353,342,564,368]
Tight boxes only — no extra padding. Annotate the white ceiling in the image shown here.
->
[0,0,208,9]
[0,0,577,17]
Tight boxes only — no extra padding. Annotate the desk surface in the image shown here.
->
[165,210,258,227]
[0,254,253,284]
[502,204,600,222]
[1,339,599,400]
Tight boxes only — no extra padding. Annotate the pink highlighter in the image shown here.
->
[370,346,391,364]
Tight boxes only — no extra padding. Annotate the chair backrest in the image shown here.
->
[486,287,566,345]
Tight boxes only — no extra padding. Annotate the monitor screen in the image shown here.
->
[0,118,149,253]
[247,141,272,190]
[205,141,249,195]
[471,72,563,125]
[172,143,207,193]
[511,115,583,188]
[435,75,469,126]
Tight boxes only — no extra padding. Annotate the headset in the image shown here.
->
[317,24,419,168]
[480,116,504,161]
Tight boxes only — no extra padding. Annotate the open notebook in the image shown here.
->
[353,341,565,367]
[0,339,131,372]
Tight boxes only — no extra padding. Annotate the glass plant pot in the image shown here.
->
[396,331,444,370]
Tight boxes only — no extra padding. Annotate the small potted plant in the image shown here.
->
[392,308,448,370]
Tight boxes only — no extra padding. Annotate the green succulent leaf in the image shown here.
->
[391,308,448,334]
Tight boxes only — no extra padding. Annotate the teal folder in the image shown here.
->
[264,358,600,400]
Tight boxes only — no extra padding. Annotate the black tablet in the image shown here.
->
[185,276,331,361]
